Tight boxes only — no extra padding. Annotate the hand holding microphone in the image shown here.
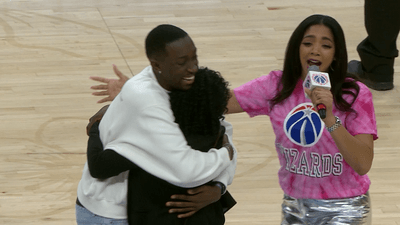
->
[303,65,331,119]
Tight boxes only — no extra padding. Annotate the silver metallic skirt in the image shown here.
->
[281,192,371,224]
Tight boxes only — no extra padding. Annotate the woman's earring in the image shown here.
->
[330,65,335,71]
[158,71,161,74]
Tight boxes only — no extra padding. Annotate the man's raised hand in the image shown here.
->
[90,64,129,103]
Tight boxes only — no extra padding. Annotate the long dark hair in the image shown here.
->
[271,14,359,112]
[169,67,231,137]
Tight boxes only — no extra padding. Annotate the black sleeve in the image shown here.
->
[87,121,139,179]
[214,125,226,148]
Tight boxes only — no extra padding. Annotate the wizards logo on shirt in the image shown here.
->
[284,103,324,147]
[312,73,329,85]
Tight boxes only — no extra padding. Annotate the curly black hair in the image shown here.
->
[169,67,231,137]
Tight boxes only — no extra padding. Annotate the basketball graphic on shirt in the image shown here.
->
[284,103,324,147]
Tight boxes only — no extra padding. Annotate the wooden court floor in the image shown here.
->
[0,0,399,224]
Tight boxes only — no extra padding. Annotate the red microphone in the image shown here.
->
[316,103,327,119]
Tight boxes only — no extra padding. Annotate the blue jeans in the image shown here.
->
[75,204,129,225]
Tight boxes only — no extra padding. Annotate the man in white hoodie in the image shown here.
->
[76,24,236,224]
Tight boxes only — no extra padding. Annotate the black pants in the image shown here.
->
[357,0,400,81]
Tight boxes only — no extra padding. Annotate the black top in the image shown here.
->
[86,122,236,225]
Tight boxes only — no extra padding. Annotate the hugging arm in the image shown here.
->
[226,90,244,114]
[87,121,139,179]
[166,120,237,218]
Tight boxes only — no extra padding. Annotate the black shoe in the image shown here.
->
[347,60,394,91]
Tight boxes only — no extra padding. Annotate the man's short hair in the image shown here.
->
[145,24,188,59]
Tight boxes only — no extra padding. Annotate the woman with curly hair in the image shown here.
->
[84,67,236,225]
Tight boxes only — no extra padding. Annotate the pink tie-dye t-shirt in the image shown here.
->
[234,70,378,199]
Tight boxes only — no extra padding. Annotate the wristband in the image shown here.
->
[212,181,226,195]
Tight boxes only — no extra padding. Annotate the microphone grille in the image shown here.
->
[308,65,320,72]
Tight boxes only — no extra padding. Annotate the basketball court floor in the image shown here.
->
[0,0,399,224]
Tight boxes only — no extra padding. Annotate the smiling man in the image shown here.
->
[76,24,236,225]
[148,33,198,91]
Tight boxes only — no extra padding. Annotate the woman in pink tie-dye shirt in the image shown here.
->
[229,14,377,224]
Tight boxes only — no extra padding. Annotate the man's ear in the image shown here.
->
[149,58,159,68]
